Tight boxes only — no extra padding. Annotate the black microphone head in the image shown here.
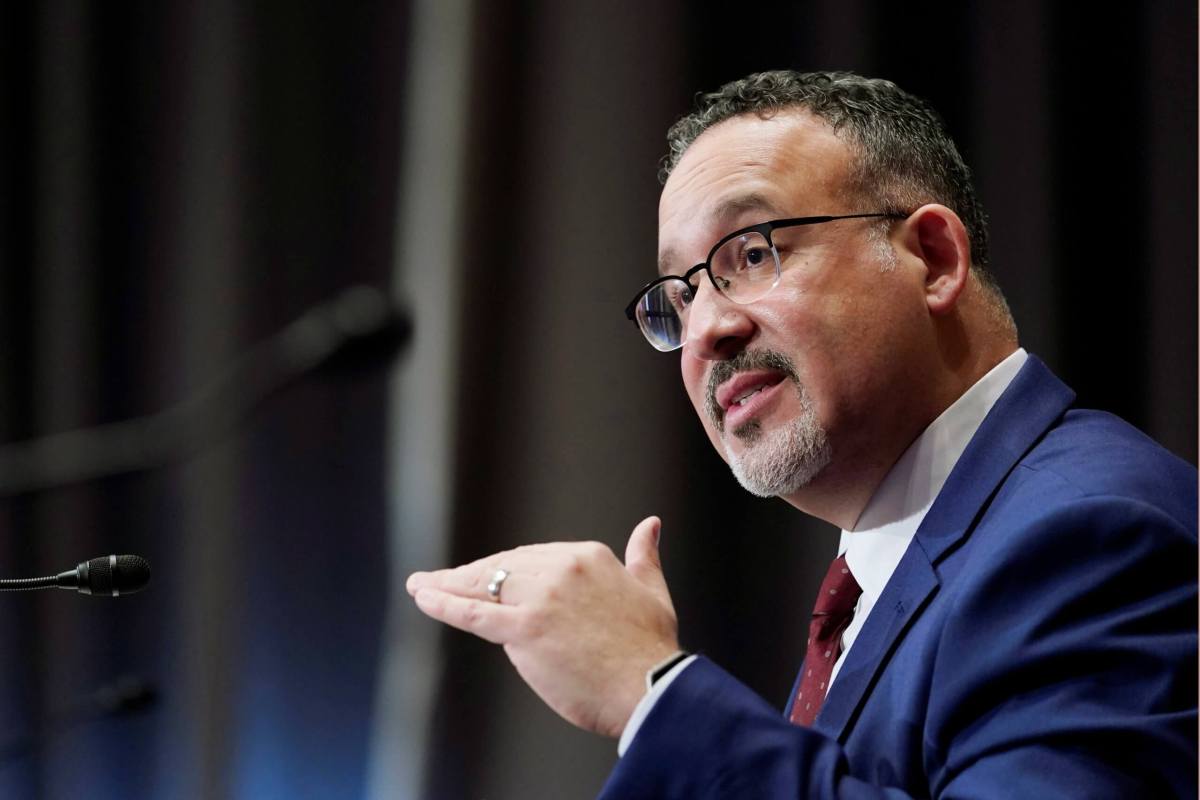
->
[79,555,151,596]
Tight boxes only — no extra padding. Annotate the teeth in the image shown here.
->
[734,386,764,406]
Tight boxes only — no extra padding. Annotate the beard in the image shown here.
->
[706,350,833,498]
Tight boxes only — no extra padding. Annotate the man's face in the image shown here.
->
[658,111,927,506]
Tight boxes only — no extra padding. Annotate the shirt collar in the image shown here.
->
[837,348,1028,600]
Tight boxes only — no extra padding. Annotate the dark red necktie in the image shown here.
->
[789,554,862,726]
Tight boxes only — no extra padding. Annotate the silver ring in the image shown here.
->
[486,568,510,603]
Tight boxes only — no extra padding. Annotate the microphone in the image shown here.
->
[0,555,151,596]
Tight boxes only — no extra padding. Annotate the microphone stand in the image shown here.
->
[0,285,410,496]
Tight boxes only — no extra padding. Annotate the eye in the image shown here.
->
[740,243,771,271]
[665,281,694,311]
[714,232,774,277]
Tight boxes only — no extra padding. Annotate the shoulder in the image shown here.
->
[933,405,1196,635]
[991,407,1197,538]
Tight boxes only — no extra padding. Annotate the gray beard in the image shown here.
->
[727,398,831,497]
[706,350,832,497]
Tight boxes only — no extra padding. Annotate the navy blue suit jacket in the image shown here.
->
[600,356,1197,798]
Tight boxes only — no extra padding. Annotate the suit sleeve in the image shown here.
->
[599,494,1197,799]
[599,656,915,799]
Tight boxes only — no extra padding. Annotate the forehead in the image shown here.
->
[657,111,853,271]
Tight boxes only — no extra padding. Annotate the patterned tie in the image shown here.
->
[789,554,862,726]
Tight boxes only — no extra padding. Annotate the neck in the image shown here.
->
[782,336,1018,530]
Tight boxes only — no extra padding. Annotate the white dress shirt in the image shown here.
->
[619,348,1028,755]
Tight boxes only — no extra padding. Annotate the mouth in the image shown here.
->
[716,372,788,433]
[706,350,799,433]
[716,372,787,413]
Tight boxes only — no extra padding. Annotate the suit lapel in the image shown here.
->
[914,356,1075,563]
[813,356,1075,740]
[814,548,938,739]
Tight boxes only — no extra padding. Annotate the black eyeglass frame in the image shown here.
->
[624,212,909,330]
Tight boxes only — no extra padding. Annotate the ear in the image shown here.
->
[897,204,972,316]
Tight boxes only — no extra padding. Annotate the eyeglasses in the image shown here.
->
[625,212,908,352]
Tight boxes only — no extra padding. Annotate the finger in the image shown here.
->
[407,565,497,601]
[625,516,670,601]
[407,552,556,601]
[412,587,522,644]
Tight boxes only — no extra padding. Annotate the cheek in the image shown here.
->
[757,282,860,363]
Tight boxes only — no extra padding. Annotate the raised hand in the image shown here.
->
[406,516,680,738]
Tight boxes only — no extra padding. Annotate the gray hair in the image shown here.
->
[662,71,997,288]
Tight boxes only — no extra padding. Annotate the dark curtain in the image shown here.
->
[1,2,1194,800]
[0,3,407,798]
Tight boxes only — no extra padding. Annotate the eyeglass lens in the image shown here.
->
[635,230,780,351]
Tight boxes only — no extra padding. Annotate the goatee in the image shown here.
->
[706,350,832,497]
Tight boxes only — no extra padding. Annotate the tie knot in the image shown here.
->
[812,555,861,617]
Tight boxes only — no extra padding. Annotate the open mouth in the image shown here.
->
[712,370,789,432]
[718,372,787,412]
[705,350,800,432]
[730,381,778,407]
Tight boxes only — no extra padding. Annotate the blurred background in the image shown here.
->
[0,1,1194,798]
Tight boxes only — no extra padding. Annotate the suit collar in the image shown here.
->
[814,355,1076,740]
[911,355,1075,564]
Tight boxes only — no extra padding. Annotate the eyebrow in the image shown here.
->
[713,192,780,224]
[657,192,784,276]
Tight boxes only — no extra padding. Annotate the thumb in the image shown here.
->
[625,516,669,600]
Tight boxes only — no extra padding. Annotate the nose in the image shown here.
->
[683,279,755,360]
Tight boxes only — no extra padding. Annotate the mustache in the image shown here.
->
[706,349,800,431]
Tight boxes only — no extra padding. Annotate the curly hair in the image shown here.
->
[662,71,993,276]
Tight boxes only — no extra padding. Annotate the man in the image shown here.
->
[407,71,1197,797]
